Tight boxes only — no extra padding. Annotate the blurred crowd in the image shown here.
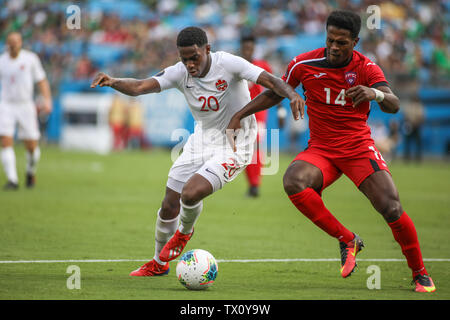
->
[0,0,449,97]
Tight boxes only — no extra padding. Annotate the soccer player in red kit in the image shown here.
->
[227,10,435,293]
[240,34,285,197]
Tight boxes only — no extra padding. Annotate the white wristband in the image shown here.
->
[371,88,385,103]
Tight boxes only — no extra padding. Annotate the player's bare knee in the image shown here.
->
[180,188,202,207]
[283,172,309,195]
[160,198,180,219]
[380,199,403,222]
[1,136,14,148]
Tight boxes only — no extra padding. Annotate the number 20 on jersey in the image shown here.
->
[199,96,220,112]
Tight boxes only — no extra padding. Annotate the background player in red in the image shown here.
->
[240,33,285,198]
[227,10,435,293]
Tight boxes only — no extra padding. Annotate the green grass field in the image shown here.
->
[0,145,449,301]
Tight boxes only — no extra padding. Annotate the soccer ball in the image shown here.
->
[176,249,218,290]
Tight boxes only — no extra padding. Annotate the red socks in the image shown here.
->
[245,150,263,187]
[388,212,427,277]
[288,188,354,243]
[289,188,427,278]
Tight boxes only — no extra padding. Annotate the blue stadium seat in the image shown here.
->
[87,43,128,68]
[420,88,450,101]
[278,33,326,60]
[61,40,85,57]
[88,0,148,20]
[163,15,196,31]
[420,39,434,64]
[423,104,450,122]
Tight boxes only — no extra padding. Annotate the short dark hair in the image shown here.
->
[240,33,256,44]
[177,27,208,47]
[326,10,361,39]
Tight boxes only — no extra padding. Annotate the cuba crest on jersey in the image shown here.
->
[345,71,357,85]
[215,79,228,92]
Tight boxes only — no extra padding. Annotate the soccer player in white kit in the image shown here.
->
[0,32,53,190]
[91,27,303,276]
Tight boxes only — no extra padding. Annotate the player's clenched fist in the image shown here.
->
[345,85,376,107]
[90,72,114,88]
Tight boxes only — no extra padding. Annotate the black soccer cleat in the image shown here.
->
[26,173,35,189]
[247,186,260,198]
[3,181,19,191]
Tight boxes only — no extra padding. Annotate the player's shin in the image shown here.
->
[388,211,427,277]
[178,200,203,235]
[154,209,179,265]
[1,147,18,184]
[26,147,40,175]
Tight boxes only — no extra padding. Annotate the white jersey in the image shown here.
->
[153,51,264,146]
[0,49,46,104]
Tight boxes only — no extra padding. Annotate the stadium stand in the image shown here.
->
[0,0,448,157]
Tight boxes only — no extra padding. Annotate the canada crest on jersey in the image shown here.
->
[345,71,357,85]
[215,79,228,91]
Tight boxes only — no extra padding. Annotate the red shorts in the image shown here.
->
[293,144,390,192]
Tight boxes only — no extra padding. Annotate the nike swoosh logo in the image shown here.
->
[367,62,376,66]
[313,73,327,78]
[186,85,193,89]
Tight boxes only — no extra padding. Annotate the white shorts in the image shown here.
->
[167,125,256,194]
[0,101,40,140]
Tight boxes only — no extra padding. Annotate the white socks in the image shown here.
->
[26,147,40,175]
[153,209,179,265]
[1,147,41,184]
[1,147,18,184]
[178,200,203,235]
[153,200,203,265]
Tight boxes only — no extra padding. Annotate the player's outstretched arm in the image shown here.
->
[256,71,305,120]
[346,85,400,114]
[90,72,161,96]
[229,72,305,125]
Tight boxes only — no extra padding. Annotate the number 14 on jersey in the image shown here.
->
[324,87,347,106]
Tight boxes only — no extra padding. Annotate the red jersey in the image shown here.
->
[282,48,389,157]
[249,59,272,123]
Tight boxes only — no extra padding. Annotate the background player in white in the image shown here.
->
[0,32,53,190]
[91,27,303,276]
